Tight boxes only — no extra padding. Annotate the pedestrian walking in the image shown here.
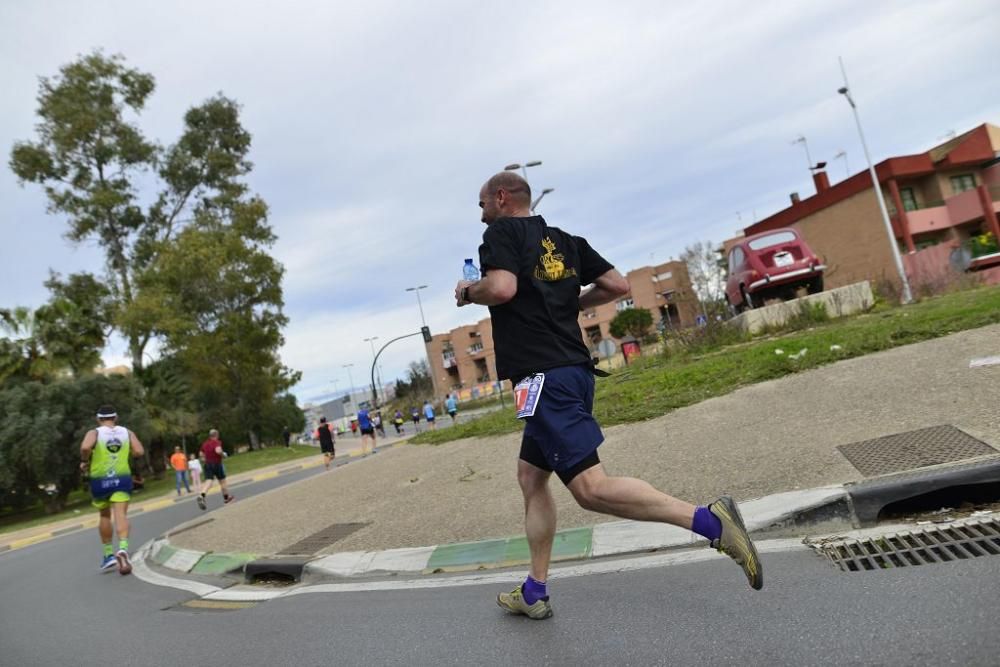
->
[423,400,436,431]
[374,411,386,438]
[410,406,421,432]
[445,394,459,423]
[188,453,203,493]
[196,429,234,510]
[318,417,336,470]
[393,410,405,435]
[282,425,291,448]
[169,445,191,495]
[357,407,376,454]
[78,405,145,575]
[455,171,762,620]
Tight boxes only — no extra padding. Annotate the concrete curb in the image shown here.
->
[150,484,850,583]
[147,454,1000,584]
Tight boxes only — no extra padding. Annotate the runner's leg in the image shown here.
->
[518,460,556,582]
[111,501,130,546]
[566,463,695,527]
[98,507,113,545]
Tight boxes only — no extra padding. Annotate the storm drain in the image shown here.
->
[813,518,1000,571]
[837,425,997,477]
[279,522,370,555]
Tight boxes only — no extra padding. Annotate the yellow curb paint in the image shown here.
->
[10,533,56,550]
[181,599,257,610]
[252,471,278,481]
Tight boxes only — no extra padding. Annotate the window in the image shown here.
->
[747,231,796,250]
[728,247,746,273]
[900,187,918,212]
[652,271,673,282]
[950,174,976,194]
[468,342,484,354]
[584,325,602,346]
[582,308,597,319]
[616,297,634,312]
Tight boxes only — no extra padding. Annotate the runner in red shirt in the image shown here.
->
[196,429,234,510]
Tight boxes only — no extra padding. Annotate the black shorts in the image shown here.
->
[518,365,604,485]
[521,438,600,485]
[320,441,335,454]
[204,462,227,480]
[360,427,375,436]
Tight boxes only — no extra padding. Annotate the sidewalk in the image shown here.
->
[164,324,999,573]
[0,433,403,554]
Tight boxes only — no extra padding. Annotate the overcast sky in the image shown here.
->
[2,1,999,403]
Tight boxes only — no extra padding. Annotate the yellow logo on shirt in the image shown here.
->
[534,237,577,282]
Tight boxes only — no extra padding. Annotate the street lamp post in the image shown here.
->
[363,336,381,404]
[342,364,355,413]
[405,285,428,328]
[837,57,913,304]
[531,188,554,213]
[504,160,542,181]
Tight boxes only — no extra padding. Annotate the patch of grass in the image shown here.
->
[412,285,1000,445]
[0,445,318,536]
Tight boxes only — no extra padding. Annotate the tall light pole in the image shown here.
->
[791,136,815,172]
[405,285,428,328]
[504,160,542,181]
[363,336,381,404]
[837,56,913,304]
[531,187,554,213]
[342,364,355,413]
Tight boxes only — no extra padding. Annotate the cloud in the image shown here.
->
[2,0,998,402]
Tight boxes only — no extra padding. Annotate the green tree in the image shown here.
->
[135,197,298,450]
[35,272,112,376]
[609,307,654,340]
[10,52,253,372]
[0,373,148,513]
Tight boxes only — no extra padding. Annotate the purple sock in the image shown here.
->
[691,506,723,541]
[522,575,548,605]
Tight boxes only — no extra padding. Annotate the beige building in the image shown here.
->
[426,259,698,398]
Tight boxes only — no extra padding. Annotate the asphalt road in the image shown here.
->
[3,460,999,667]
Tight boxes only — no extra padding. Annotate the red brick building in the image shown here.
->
[743,123,1000,289]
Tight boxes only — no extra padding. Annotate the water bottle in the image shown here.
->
[463,258,480,282]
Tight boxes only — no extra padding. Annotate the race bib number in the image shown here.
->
[514,374,545,419]
[89,475,133,499]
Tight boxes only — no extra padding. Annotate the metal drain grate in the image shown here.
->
[279,521,370,555]
[837,425,997,477]
[813,519,1000,571]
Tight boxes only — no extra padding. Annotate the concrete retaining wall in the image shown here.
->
[732,281,874,334]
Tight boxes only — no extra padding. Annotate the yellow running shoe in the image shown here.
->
[709,496,763,591]
[497,584,553,620]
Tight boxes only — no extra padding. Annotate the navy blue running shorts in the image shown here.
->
[204,462,227,480]
[519,364,604,484]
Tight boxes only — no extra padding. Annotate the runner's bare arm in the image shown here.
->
[128,430,145,457]
[455,269,517,307]
[579,269,630,309]
[79,430,97,471]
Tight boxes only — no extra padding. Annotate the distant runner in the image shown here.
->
[445,394,459,422]
[357,407,376,454]
[79,405,145,575]
[196,429,234,510]
[423,400,436,431]
[318,417,336,470]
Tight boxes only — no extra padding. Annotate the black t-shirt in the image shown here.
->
[318,424,334,448]
[478,216,614,381]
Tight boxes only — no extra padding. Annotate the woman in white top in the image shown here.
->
[188,453,203,494]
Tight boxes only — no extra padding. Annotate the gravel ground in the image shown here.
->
[173,323,1000,555]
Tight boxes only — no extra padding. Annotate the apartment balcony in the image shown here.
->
[442,354,457,369]
[467,343,485,356]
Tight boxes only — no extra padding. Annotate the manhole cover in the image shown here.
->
[837,425,997,477]
[279,522,370,555]
[812,518,1000,571]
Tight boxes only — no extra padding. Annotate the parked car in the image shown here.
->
[725,228,825,311]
